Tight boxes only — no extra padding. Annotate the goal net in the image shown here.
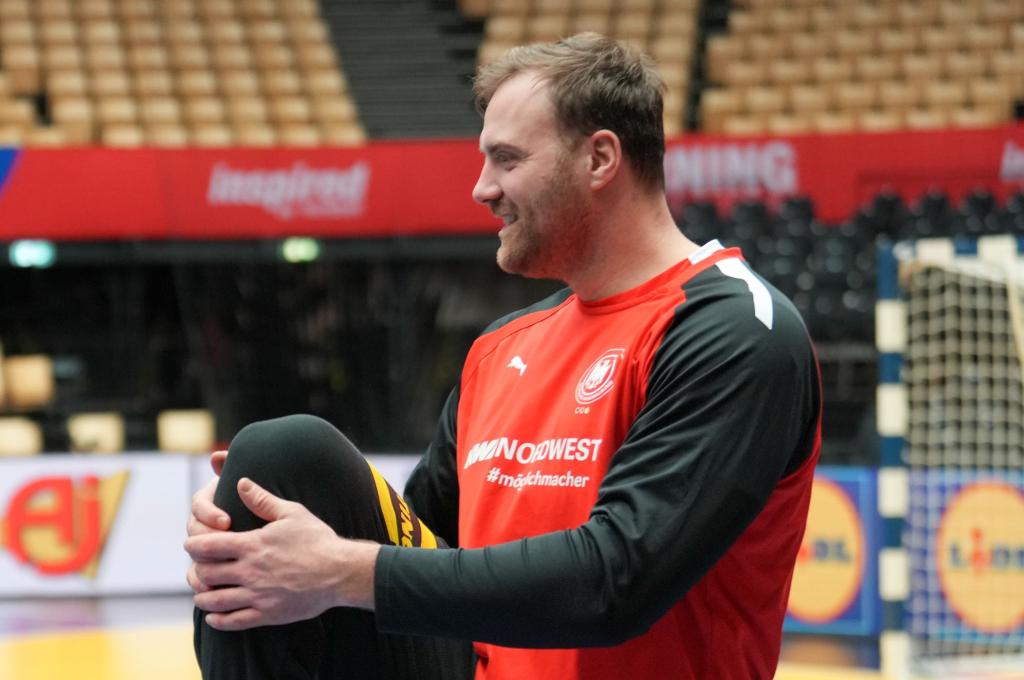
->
[896,237,1024,677]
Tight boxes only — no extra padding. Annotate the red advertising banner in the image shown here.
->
[0,125,1021,241]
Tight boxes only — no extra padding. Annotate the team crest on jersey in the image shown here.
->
[575,348,625,405]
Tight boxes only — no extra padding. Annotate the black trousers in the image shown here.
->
[193,414,474,680]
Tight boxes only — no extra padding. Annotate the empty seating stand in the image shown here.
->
[701,0,1024,135]
[468,0,700,136]
[0,0,366,146]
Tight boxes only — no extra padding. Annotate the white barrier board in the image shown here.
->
[1,452,423,596]
[0,454,192,596]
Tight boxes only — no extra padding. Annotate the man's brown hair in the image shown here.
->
[474,32,667,190]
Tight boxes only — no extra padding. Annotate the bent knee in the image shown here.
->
[227,414,362,477]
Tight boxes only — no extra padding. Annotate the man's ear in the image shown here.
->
[588,129,621,190]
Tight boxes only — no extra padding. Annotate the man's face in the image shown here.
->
[472,72,593,280]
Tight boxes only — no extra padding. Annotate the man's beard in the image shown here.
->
[496,161,592,281]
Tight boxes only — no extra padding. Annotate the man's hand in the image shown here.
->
[185,477,381,631]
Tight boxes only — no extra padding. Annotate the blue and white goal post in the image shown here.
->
[876,234,1024,679]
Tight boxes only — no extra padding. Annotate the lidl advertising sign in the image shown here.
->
[785,467,879,635]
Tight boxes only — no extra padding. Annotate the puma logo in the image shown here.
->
[507,356,527,376]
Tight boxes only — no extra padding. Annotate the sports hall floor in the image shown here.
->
[0,595,888,680]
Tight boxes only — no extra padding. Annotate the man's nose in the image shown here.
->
[472,165,500,205]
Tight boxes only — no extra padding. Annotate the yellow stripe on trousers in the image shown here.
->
[366,461,438,549]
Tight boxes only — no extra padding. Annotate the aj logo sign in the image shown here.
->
[0,473,129,577]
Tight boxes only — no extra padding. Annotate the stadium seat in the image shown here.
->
[950,105,1004,128]
[613,12,651,42]
[322,121,366,146]
[146,123,190,147]
[43,45,84,72]
[140,96,182,125]
[183,97,226,125]
[133,70,175,97]
[723,61,766,89]
[3,44,40,94]
[123,18,163,45]
[656,13,695,38]
[277,123,321,147]
[706,36,743,83]
[768,113,814,135]
[747,34,785,62]
[790,33,827,61]
[157,409,216,454]
[620,0,656,12]
[263,70,303,97]
[835,81,878,114]
[169,43,210,71]
[0,417,43,456]
[745,86,787,117]
[233,122,276,146]
[52,97,93,143]
[248,20,288,45]
[526,14,569,41]
[969,78,1013,113]
[221,70,261,97]
[3,354,55,411]
[79,0,114,21]
[836,29,875,58]
[294,43,337,71]
[309,95,358,124]
[0,17,33,45]
[128,44,170,71]
[24,126,66,146]
[269,96,312,125]
[253,44,293,70]
[227,95,270,124]
[305,70,348,97]
[878,80,920,115]
[177,70,218,97]
[813,111,856,134]
[904,107,949,130]
[574,0,614,12]
[877,29,918,55]
[812,57,854,84]
[767,58,812,87]
[721,114,766,136]
[0,99,36,130]
[789,85,830,115]
[923,81,968,109]
[68,412,125,454]
[101,123,144,146]
[286,19,330,45]
[858,109,902,133]
[96,97,139,126]
[909,190,956,238]
[191,124,233,147]
[572,13,611,35]
[82,20,120,46]
[92,70,132,97]
[212,45,253,71]
[855,54,900,82]
[40,19,77,47]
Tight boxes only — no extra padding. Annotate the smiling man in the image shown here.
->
[187,33,821,680]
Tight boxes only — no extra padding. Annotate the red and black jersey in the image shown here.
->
[376,241,822,680]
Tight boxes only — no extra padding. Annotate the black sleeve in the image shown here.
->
[402,385,461,548]
[376,287,819,647]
